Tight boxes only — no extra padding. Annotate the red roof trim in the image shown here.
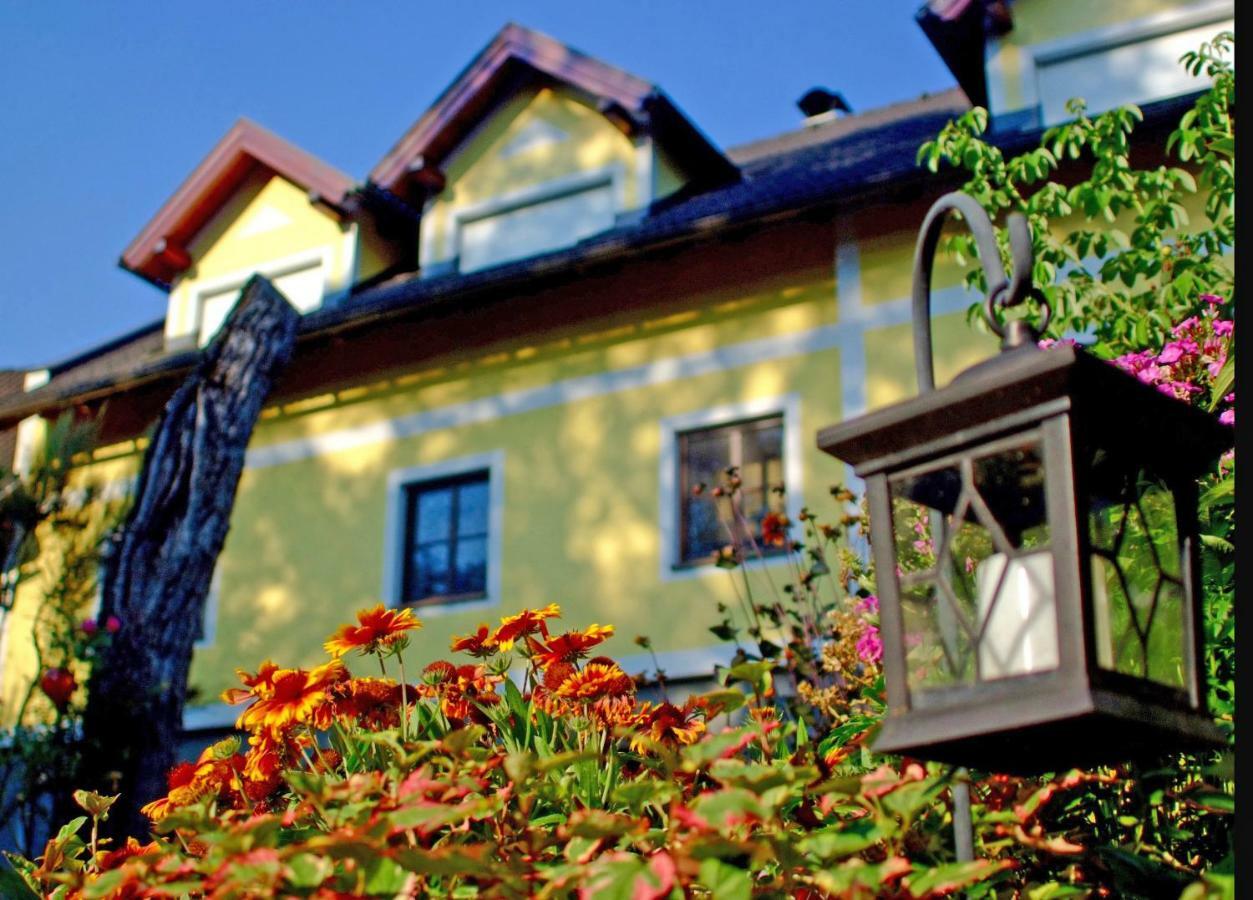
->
[369,23,657,193]
[120,118,355,289]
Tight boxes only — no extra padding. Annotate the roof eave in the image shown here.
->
[119,119,356,289]
[915,0,991,109]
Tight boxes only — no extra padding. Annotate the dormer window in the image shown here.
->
[454,172,619,273]
[193,251,327,346]
[370,24,739,278]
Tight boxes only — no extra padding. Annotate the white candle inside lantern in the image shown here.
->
[975,551,1059,678]
[1090,555,1114,669]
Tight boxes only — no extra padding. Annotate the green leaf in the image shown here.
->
[1209,352,1234,411]
[364,855,411,894]
[720,661,773,696]
[904,859,1011,896]
[709,622,739,641]
[286,853,333,889]
[53,816,87,846]
[1201,531,1234,552]
[0,864,39,900]
[698,858,752,900]
[798,818,884,862]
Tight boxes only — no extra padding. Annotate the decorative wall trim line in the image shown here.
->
[615,643,741,682]
[183,702,237,732]
[244,277,974,472]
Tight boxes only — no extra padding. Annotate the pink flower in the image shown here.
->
[1213,320,1233,337]
[105,616,121,634]
[855,595,879,615]
[1157,342,1190,364]
[81,618,98,636]
[1200,293,1226,306]
[856,626,884,664]
[1172,316,1201,338]
[1037,337,1078,349]
[1219,409,1234,426]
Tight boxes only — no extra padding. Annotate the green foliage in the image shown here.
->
[1,411,122,857]
[916,31,1234,356]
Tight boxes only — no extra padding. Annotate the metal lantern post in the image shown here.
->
[819,192,1231,780]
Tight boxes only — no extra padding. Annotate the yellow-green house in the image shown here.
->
[0,3,1231,736]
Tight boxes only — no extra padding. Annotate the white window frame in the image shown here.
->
[426,164,627,271]
[189,245,335,345]
[195,567,220,649]
[381,450,505,617]
[992,0,1234,126]
[658,394,803,582]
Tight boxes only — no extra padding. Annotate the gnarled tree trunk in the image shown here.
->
[79,275,297,838]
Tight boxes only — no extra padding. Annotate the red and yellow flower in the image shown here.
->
[631,700,707,750]
[491,603,561,651]
[528,624,614,670]
[232,659,348,736]
[450,623,498,657]
[324,604,422,658]
[761,512,790,547]
[552,660,635,701]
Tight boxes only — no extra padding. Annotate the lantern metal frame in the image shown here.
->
[818,192,1230,775]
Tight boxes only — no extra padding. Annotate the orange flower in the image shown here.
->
[589,694,643,730]
[324,604,422,658]
[331,677,403,729]
[417,663,503,723]
[140,762,201,820]
[761,512,790,547]
[96,837,157,871]
[222,660,281,705]
[632,700,706,750]
[553,661,635,701]
[529,624,614,670]
[450,623,499,657]
[236,660,347,735]
[422,660,457,684]
[491,603,561,651]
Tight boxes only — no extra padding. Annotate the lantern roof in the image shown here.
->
[818,344,1232,477]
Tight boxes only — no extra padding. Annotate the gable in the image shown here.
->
[163,171,355,348]
[984,0,1233,127]
[419,86,649,273]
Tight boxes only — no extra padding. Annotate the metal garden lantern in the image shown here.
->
[818,193,1232,774]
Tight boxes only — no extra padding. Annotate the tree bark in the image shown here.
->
[78,275,297,838]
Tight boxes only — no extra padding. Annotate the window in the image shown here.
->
[383,452,504,613]
[196,258,325,346]
[677,414,785,564]
[458,181,615,273]
[400,470,491,605]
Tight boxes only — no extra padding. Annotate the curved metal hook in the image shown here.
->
[910,192,1039,394]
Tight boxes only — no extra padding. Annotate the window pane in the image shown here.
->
[685,429,731,484]
[678,415,784,563]
[402,471,492,604]
[457,480,490,537]
[684,495,726,561]
[415,487,454,543]
[413,541,451,599]
[454,536,488,595]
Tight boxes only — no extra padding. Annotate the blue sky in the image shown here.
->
[0,1,955,369]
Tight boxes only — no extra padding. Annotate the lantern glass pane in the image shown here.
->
[890,437,1057,704]
[1089,465,1187,688]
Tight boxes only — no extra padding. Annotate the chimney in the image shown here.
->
[796,88,852,127]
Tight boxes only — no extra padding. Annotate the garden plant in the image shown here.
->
[1,33,1234,899]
